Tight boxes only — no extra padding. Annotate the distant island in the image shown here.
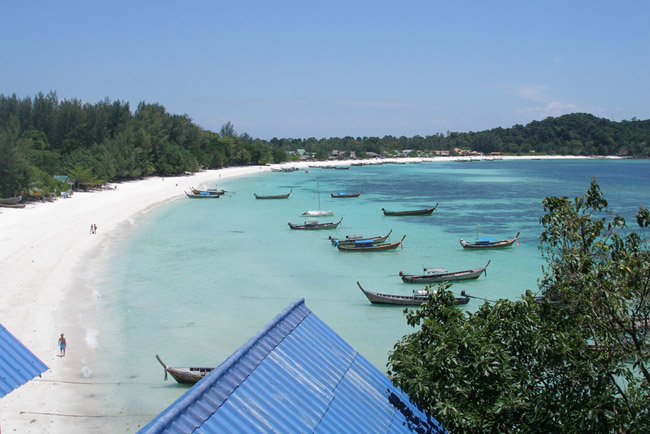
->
[1,91,649,200]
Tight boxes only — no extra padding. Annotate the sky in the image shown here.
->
[2,1,649,140]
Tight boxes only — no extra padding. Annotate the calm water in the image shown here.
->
[90,158,650,425]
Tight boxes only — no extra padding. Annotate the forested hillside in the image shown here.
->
[1,91,649,199]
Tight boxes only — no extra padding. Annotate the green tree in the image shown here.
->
[67,164,104,190]
[220,121,236,137]
[388,181,650,432]
[0,129,30,197]
[539,180,650,387]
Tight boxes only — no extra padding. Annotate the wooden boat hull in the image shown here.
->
[0,203,26,208]
[288,217,343,230]
[357,282,470,306]
[254,190,292,199]
[460,232,519,249]
[155,354,213,384]
[330,229,392,246]
[185,192,220,199]
[0,195,22,205]
[191,187,225,195]
[400,260,490,283]
[331,192,362,198]
[382,203,438,216]
[338,235,405,251]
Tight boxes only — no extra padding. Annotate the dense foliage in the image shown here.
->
[269,113,650,158]
[0,92,283,198]
[1,91,649,199]
[388,181,649,433]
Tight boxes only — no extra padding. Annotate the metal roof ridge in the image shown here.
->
[143,298,309,433]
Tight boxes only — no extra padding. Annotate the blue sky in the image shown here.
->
[2,1,649,139]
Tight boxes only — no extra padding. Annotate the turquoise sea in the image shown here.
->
[89,158,650,426]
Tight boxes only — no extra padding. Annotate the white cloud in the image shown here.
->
[513,85,550,103]
[516,101,581,118]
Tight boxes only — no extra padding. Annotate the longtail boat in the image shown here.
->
[155,354,213,384]
[185,191,221,199]
[191,187,225,195]
[329,229,393,246]
[382,203,438,216]
[288,217,343,230]
[357,282,470,306]
[0,203,26,208]
[460,232,520,249]
[331,191,362,198]
[400,260,490,283]
[254,189,292,199]
[337,235,405,252]
[0,195,22,205]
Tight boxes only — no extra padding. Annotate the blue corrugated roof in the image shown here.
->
[140,298,444,433]
[0,324,48,398]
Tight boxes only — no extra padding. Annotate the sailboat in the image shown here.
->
[301,182,333,217]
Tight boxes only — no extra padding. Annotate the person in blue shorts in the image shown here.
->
[58,333,67,357]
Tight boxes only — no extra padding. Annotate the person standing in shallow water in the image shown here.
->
[58,333,66,357]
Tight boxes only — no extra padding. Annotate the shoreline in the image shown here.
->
[0,166,265,432]
[0,155,612,431]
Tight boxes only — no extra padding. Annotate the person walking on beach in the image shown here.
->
[90,224,94,234]
[93,224,97,234]
[58,333,67,357]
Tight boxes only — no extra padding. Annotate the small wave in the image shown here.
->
[85,327,98,349]
[81,358,93,379]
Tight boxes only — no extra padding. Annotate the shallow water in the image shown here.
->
[91,158,650,424]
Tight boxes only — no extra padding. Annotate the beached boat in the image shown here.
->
[288,217,343,230]
[185,191,221,199]
[254,189,292,199]
[329,229,393,246]
[331,191,362,198]
[0,203,26,208]
[382,203,438,216]
[337,235,405,252]
[155,354,214,384]
[191,187,225,195]
[399,260,490,283]
[357,282,470,306]
[0,195,22,205]
[460,232,520,249]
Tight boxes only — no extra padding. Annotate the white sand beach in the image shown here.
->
[0,155,597,432]
[0,166,268,433]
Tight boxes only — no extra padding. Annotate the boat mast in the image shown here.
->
[317,181,321,211]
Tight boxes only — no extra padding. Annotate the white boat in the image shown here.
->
[301,209,334,217]
[300,182,333,217]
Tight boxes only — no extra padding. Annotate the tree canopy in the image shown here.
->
[0,92,290,198]
[1,91,650,199]
[388,181,649,433]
